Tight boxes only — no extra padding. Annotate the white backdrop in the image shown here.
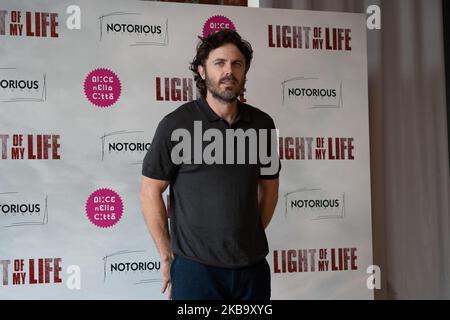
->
[0,0,373,299]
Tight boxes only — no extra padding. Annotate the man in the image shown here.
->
[140,29,280,300]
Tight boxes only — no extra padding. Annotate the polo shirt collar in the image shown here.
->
[197,96,252,123]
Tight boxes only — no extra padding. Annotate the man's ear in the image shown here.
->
[198,65,206,80]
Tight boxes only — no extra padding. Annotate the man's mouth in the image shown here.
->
[221,80,236,85]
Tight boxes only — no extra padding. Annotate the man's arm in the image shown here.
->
[140,175,172,299]
[258,178,279,229]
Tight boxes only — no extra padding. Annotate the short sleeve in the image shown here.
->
[258,116,281,180]
[142,117,179,180]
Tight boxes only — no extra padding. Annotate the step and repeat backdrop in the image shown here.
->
[0,0,373,299]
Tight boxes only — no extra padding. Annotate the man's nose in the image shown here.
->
[223,62,232,75]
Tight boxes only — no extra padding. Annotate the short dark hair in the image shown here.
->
[189,29,253,98]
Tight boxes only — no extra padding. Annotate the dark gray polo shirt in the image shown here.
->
[142,97,280,268]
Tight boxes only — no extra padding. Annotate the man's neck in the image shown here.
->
[205,93,238,125]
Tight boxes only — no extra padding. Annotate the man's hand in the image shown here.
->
[140,176,174,299]
[161,257,173,300]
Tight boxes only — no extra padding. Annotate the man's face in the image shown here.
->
[199,43,246,103]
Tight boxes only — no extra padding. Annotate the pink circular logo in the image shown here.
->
[84,68,121,108]
[85,188,123,228]
[202,15,236,37]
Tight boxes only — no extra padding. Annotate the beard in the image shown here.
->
[204,71,245,103]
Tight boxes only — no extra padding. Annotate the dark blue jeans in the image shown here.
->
[170,255,271,300]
